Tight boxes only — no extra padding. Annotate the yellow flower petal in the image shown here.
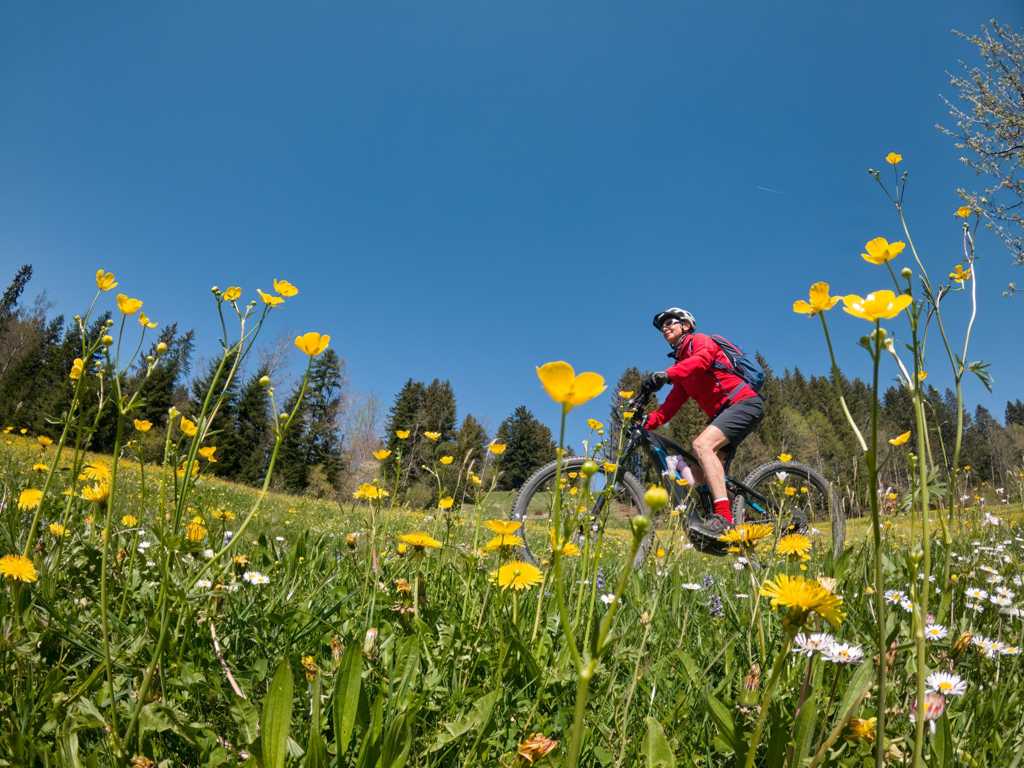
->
[273,279,299,297]
[295,332,330,357]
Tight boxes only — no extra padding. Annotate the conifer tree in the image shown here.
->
[277,382,309,493]
[189,351,241,478]
[455,413,488,470]
[302,349,346,491]
[234,365,273,485]
[494,405,556,490]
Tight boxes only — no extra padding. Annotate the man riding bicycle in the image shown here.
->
[643,308,765,538]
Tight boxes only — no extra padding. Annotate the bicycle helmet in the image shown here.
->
[652,307,696,330]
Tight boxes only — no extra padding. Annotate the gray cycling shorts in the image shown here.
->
[710,396,764,448]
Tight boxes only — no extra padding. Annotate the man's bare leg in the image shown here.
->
[692,425,732,523]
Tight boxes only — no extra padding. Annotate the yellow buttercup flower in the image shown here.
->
[861,237,906,265]
[888,431,911,446]
[0,554,38,583]
[602,462,617,473]
[586,418,604,432]
[198,446,218,462]
[492,560,543,591]
[777,453,793,462]
[423,431,441,442]
[842,290,912,322]
[485,520,522,536]
[792,282,841,315]
[18,488,43,510]
[437,496,454,510]
[32,463,47,472]
[121,514,139,527]
[536,361,606,410]
[48,522,67,538]
[488,441,507,455]
[273,278,299,297]
[399,532,442,550]
[134,419,152,432]
[80,461,111,484]
[759,573,845,627]
[784,486,797,496]
[115,293,143,316]
[69,358,85,381]
[395,430,410,440]
[37,435,53,447]
[954,206,972,219]
[885,151,902,165]
[212,508,236,521]
[618,390,634,399]
[257,289,284,306]
[95,269,118,292]
[373,449,392,460]
[295,332,330,357]
[439,455,454,465]
[179,417,198,437]
[949,264,972,283]
[917,370,928,382]
[222,286,242,302]
[138,312,158,329]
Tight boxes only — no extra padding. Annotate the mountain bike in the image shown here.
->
[510,379,844,566]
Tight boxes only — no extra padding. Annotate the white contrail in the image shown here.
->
[756,185,783,194]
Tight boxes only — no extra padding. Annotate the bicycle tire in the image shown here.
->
[733,461,845,559]
[509,457,654,568]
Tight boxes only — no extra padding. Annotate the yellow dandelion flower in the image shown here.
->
[37,435,53,448]
[784,486,797,496]
[759,573,845,627]
[718,523,774,545]
[48,522,67,538]
[776,533,811,559]
[485,520,522,536]
[212,508,236,521]
[423,431,441,442]
[437,496,454,510]
[398,532,442,550]
[81,482,110,503]
[847,717,876,742]
[32,463,48,472]
[492,560,543,591]
[18,488,43,511]
[0,554,38,583]
[121,514,139,527]
[586,418,604,432]
[185,517,207,543]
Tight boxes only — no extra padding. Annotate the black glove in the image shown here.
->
[644,371,669,390]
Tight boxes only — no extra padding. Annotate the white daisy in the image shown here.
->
[991,594,1013,607]
[924,624,948,640]
[899,596,914,612]
[792,632,835,657]
[884,589,906,605]
[600,593,617,605]
[681,582,702,591]
[972,635,1004,658]
[196,579,212,589]
[822,642,864,664]
[965,587,989,601]
[243,570,270,585]
[926,671,967,697]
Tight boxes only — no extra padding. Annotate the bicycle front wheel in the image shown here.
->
[733,461,845,559]
[509,457,653,568]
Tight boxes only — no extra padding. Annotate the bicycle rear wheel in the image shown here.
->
[732,461,845,559]
[509,457,654,568]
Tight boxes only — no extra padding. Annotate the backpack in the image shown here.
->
[707,335,766,398]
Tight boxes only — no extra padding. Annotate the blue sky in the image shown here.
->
[2,1,1021,449]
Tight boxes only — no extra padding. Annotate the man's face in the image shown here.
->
[661,319,691,347]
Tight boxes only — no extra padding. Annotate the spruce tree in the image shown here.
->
[234,365,273,485]
[494,406,556,490]
[1006,399,1024,427]
[189,351,242,478]
[277,382,310,493]
[609,366,645,443]
[384,379,427,494]
[302,349,346,492]
[455,414,488,471]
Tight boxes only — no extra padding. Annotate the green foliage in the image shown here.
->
[494,405,556,489]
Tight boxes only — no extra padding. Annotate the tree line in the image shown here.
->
[2,264,1021,504]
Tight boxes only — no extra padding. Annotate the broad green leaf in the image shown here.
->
[261,659,294,768]
[932,714,954,768]
[304,675,328,768]
[332,642,363,756]
[791,690,818,765]
[230,699,261,746]
[644,717,676,768]
[428,690,500,752]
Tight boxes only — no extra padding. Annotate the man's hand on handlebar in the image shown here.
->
[643,371,669,391]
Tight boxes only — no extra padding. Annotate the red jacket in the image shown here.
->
[645,333,758,429]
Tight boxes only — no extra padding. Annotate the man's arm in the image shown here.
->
[645,384,688,430]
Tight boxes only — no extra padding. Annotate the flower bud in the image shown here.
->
[101,334,113,346]
[145,355,155,364]
[211,285,220,294]
[901,267,912,279]
[644,485,669,512]
[630,514,651,540]
[156,341,168,354]
[168,406,180,419]
[580,460,599,477]
[258,375,271,388]
[363,627,378,657]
